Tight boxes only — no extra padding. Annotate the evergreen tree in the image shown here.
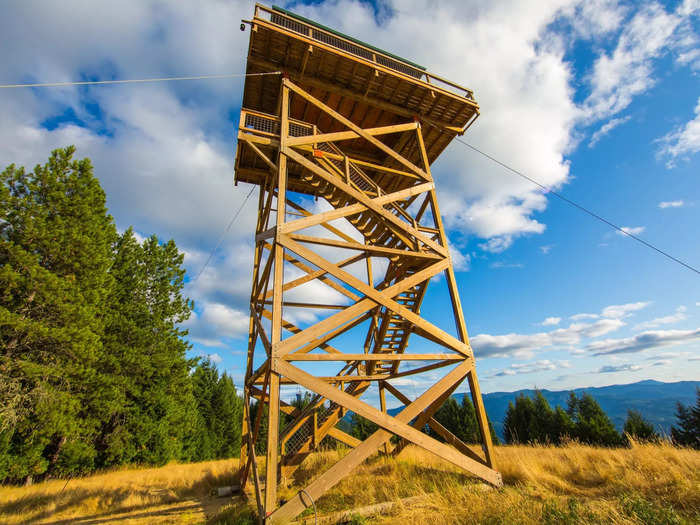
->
[671,389,700,449]
[503,394,535,444]
[0,147,116,482]
[213,372,243,459]
[0,147,244,483]
[431,396,481,444]
[350,413,378,441]
[568,392,622,446]
[623,410,658,442]
[99,228,196,466]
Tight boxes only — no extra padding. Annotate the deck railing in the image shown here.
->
[253,4,475,101]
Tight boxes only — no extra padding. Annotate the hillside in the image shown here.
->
[1,443,698,524]
[455,379,699,439]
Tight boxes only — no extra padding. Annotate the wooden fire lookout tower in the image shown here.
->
[234,5,501,522]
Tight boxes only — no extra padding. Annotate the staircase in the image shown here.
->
[277,138,436,478]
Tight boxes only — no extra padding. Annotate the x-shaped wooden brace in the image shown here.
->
[267,360,502,523]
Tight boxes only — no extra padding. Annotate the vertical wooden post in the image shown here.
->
[265,79,290,515]
[417,123,496,468]
[379,384,388,454]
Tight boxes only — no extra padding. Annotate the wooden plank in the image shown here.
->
[283,148,446,257]
[276,360,500,483]
[288,233,441,260]
[382,381,485,465]
[286,121,418,146]
[283,353,463,361]
[273,257,449,356]
[284,79,431,181]
[279,236,470,356]
[264,247,362,302]
[267,361,494,524]
[264,81,289,514]
[280,181,434,235]
[327,426,361,448]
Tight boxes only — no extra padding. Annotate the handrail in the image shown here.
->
[253,3,475,101]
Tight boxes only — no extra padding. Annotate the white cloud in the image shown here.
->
[492,359,571,377]
[587,328,700,355]
[657,97,700,168]
[559,0,627,40]
[589,115,631,147]
[583,2,698,122]
[479,236,516,254]
[185,302,250,347]
[472,317,624,358]
[658,200,685,208]
[634,306,687,330]
[617,226,646,236]
[601,301,651,319]
[1,0,698,354]
[541,317,562,326]
[570,312,599,321]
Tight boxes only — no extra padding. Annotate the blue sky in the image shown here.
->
[1,0,699,407]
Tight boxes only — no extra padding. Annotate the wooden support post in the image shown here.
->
[379,384,388,455]
[264,80,290,516]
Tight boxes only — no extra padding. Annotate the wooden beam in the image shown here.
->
[286,121,418,147]
[382,381,485,465]
[284,79,431,181]
[284,148,446,257]
[288,233,441,260]
[280,236,470,356]
[276,360,499,482]
[280,181,434,235]
[283,353,464,361]
[267,361,497,524]
[273,257,449,357]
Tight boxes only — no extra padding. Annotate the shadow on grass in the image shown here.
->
[0,466,240,524]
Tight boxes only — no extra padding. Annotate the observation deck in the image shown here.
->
[234,3,480,194]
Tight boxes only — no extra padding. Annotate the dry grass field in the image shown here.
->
[1,441,698,524]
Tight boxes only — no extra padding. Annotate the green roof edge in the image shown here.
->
[271,6,427,71]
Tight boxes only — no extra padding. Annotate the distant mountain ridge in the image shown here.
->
[452,379,699,440]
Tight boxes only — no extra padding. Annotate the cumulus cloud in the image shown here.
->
[570,312,599,321]
[601,301,651,319]
[582,1,699,122]
[1,0,698,352]
[634,306,687,330]
[658,200,685,208]
[657,96,700,168]
[492,359,571,377]
[472,317,624,358]
[587,328,700,355]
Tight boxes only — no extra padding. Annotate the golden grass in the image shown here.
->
[0,458,241,524]
[2,442,699,524]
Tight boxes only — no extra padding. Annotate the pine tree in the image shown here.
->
[503,394,535,444]
[568,392,622,446]
[623,410,658,443]
[350,413,378,441]
[0,147,116,482]
[503,392,573,445]
[99,229,196,466]
[213,373,243,458]
[671,389,700,449]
